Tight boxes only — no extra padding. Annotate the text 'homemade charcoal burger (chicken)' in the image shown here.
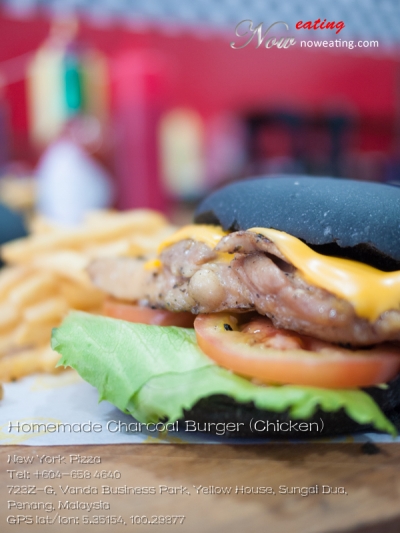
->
[53,177,400,438]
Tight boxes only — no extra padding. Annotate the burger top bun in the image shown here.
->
[194,176,400,270]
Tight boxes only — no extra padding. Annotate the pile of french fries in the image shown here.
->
[0,210,176,382]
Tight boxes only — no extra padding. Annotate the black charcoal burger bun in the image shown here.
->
[192,176,400,437]
[195,176,400,270]
[180,399,377,439]
[179,373,400,438]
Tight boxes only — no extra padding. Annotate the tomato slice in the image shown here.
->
[103,299,194,327]
[194,313,400,388]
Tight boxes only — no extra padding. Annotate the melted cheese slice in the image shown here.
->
[158,224,228,252]
[249,227,400,322]
[144,258,162,270]
[158,224,231,263]
[157,224,400,321]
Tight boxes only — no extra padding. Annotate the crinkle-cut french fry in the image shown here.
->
[0,345,62,381]
[83,209,168,228]
[12,320,59,347]
[38,345,64,373]
[84,227,177,261]
[0,305,20,332]
[0,266,30,300]
[82,306,103,315]
[130,226,178,253]
[83,239,139,259]
[9,273,57,308]
[0,208,175,382]
[59,280,105,310]
[124,243,153,257]
[83,209,120,225]
[0,331,17,357]
[29,215,59,235]
[2,209,168,264]
[32,252,90,286]
[24,297,68,324]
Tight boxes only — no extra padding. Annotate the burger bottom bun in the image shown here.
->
[364,373,400,412]
[178,377,400,439]
[179,397,375,439]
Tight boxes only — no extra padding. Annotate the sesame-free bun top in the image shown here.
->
[194,176,400,269]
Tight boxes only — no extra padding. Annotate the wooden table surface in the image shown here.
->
[1,443,400,533]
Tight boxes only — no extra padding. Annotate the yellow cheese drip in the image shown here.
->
[249,227,400,322]
[158,224,228,253]
[157,224,231,263]
[144,258,162,270]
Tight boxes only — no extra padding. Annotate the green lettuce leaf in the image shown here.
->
[52,311,396,436]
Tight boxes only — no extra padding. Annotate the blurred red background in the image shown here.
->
[0,10,399,220]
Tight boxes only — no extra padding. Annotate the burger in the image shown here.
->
[52,176,400,438]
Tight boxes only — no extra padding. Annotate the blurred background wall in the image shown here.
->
[0,0,399,225]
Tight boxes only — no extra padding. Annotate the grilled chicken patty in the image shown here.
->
[88,231,400,346]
